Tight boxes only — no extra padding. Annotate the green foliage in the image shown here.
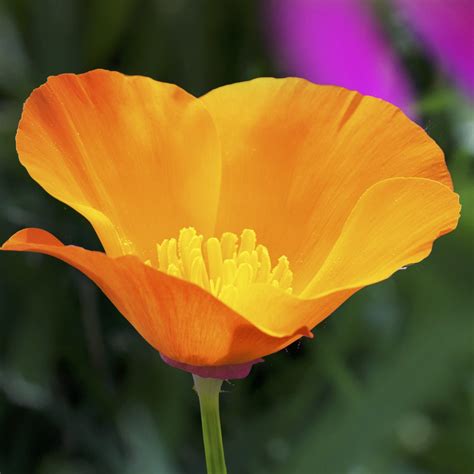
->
[0,1,472,473]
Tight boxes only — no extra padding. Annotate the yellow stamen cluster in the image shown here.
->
[152,227,293,308]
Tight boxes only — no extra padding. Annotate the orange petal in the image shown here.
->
[1,228,309,366]
[201,78,453,292]
[233,177,460,335]
[17,70,221,261]
[303,177,460,297]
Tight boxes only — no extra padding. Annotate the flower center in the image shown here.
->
[149,227,293,308]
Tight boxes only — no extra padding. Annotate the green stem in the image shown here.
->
[193,375,227,474]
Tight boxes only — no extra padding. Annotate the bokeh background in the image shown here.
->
[0,1,473,473]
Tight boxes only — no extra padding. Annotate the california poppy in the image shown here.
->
[2,69,460,379]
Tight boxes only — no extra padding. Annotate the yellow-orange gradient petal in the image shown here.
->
[201,78,453,292]
[302,177,460,297]
[17,70,221,261]
[1,228,309,366]
[231,177,460,336]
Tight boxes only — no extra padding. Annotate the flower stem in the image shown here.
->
[193,375,227,474]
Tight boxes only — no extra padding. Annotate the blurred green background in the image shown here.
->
[0,1,472,473]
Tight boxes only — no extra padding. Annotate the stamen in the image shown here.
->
[155,227,293,310]
[220,232,238,260]
[238,229,256,254]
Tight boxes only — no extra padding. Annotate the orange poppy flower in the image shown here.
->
[2,70,460,379]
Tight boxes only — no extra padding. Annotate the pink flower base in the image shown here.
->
[160,354,263,379]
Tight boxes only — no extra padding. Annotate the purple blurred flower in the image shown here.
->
[266,0,474,115]
[266,0,415,113]
[394,0,474,99]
